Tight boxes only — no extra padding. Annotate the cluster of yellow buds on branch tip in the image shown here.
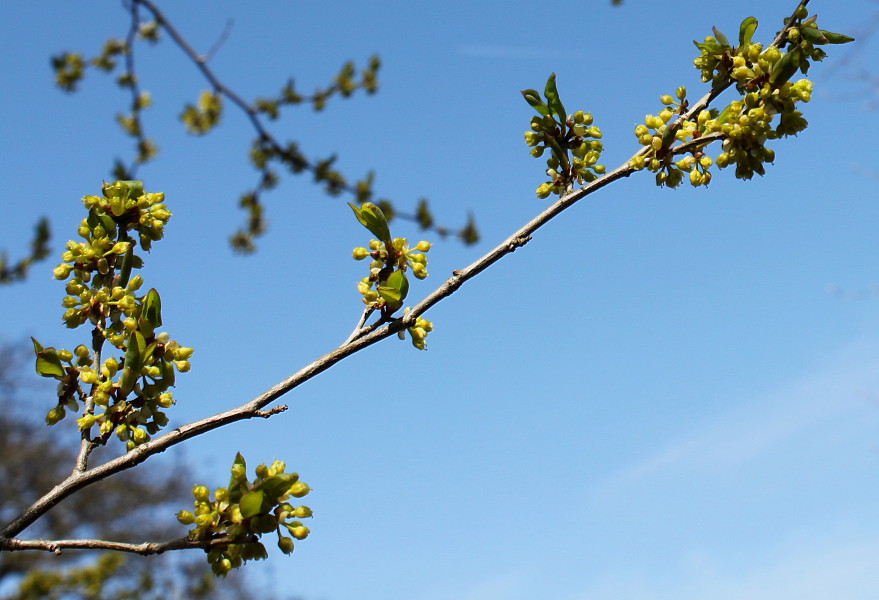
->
[522,74,605,199]
[180,90,223,135]
[631,11,851,189]
[178,453,313,576]
[34,181,192,450]
[349,201,435,349]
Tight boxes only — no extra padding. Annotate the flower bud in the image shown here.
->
[177,510,196,524]
[288,481,310,498]
[352,247,370,260]
[292,505,313,518]
[278,536,295,554]
[290,525,310,540]
[192,485,210,501]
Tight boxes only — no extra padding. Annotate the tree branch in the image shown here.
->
[0,0,814,547]
[0,534,247,556]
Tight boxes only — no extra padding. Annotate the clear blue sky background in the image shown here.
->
[2,1,878,599]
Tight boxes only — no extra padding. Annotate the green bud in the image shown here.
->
[192,485,210,501]
[177,510,195,525]
[292,505,313,518]
[278,536,295,554]
[288,481,310,498]
[289,525,310,540]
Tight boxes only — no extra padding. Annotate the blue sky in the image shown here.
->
[2,1,878,599]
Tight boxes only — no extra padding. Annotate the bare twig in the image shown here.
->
[131,0,468,242]
[342,306,376,345]
[202,18,234,63]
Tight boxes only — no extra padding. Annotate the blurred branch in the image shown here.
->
[0,218,50,286]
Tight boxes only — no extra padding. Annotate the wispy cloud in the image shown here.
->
[591,339,879,495]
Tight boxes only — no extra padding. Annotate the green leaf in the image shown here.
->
[119,366,137,395]
[521,89,549,117]
[819,30,854,44]
[712,26,730,47]
[376,269,409,310]
[769,49,802,85]
[348,202,391,242]
[738,17,758,47]
[259,474,297,501]
[118,180,144,200]
[117,244,134,287]
[543,73,567,122]
[31,337,65,378]
[124,330,146,374]
[240,490,265,518]
[799,26,827,45]
[142,288,162,332]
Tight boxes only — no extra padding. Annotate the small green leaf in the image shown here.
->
[769,49,802,85]
[31,338,65,378]
[376,269,409,310]
[348,202,391,242]
[738,17,758,47]
[119,366,137,395]
[819,30,854,44]
[142,288,162,332]
[800,26,827,44]
[124,330,146,375]
[712,26,730,47]
[543,73,567,122]
[521,89,549,117]
[259,474,297,501]
[240,490,265,518]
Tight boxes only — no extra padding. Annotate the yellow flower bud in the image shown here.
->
[288,481,310,498]
[177,510,196,524]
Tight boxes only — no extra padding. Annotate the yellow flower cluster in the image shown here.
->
[178,454,312,576]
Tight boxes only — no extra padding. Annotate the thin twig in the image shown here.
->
[202,19,234,63]
[130,0,467,241]
[342,306,375,345]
